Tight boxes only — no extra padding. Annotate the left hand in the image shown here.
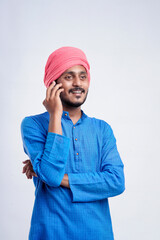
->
[22,159,37,179]
[22,160,70,188]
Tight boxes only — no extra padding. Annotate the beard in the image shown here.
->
[60,90,88,108]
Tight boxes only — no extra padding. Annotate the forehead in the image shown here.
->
[63,65,87,74]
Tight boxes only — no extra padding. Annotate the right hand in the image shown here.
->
[42,81,64,116]
[22,159,37,179]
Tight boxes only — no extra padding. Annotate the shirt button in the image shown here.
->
[65,113,67,116]
[76,153,79,155]
[75,138,77,141]
[73,126,75,128]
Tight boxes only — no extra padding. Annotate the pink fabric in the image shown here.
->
[44,46,90,88]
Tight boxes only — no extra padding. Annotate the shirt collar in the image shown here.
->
[62,109,88,122]
[45,109,88,124]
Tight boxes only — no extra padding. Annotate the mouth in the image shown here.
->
[71,90,83,96]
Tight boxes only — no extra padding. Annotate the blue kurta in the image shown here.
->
[20,109,125,240]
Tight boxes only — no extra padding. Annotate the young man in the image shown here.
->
[21,46,125,240]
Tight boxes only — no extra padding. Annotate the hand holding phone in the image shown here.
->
[42,81,64,117]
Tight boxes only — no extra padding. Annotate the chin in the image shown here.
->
[62,99,85,108]
[61,93,88,108]
[67,102,83,108]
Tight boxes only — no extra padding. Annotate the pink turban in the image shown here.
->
[44,46,90,88]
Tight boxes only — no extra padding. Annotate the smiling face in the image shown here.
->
[56,65,90,108]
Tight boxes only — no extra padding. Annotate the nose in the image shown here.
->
[72,75,82,86]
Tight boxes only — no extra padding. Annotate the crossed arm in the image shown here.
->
[22,159,70,188]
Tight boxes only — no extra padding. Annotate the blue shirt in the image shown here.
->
[20,109,125,240]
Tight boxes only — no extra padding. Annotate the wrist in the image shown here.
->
[48,113,62,134]
[49,112,62,119]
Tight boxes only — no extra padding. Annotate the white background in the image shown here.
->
[0,0,160,239]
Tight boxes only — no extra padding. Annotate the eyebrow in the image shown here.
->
[62,71,87,75]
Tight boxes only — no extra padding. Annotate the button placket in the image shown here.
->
[73,126,80,166]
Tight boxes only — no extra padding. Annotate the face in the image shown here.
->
[56,65,89,108]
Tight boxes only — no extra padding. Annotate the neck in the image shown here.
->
[62,106,82,118]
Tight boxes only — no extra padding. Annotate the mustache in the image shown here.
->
[70,88,85,93]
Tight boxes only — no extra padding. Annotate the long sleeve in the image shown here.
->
[68,122,125,202]
[21,116,71,187]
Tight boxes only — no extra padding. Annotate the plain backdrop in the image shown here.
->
[0,0,160,239]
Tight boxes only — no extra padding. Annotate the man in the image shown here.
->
[21,46,125,240]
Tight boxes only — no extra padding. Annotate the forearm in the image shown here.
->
[21,117,71,187]
[68,166,125,202]
[48,114,62,135]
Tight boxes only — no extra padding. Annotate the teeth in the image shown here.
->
[72,91,82,93]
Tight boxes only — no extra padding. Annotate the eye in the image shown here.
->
[64,75,72,80]
[80,75,87,79]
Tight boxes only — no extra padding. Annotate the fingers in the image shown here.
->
[22,159,30,164]
[26,169,37,179]
[26,166,31,179]
[55,88,64,98]
[46,81,56,101]
[50,83,63,99]
[46,82,63,101]
[24,164,31,176]
[22,159,38,179]
[22,162,31,173]
[24,168,37,179]
[26,171,33,179]
[32,172,38,177]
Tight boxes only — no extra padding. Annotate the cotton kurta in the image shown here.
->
[20,109,125,240]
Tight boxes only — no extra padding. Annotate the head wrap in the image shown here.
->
[44,46,90,88]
